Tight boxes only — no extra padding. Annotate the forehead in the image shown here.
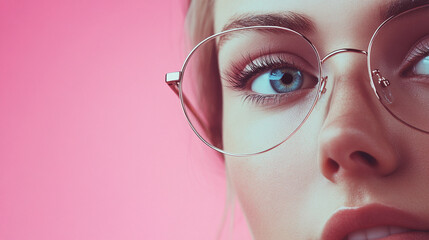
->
[213,0,429,53]
[213,0,383,32]
[214,1,382,53]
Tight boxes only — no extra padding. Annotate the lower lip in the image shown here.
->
[375,231,429,240]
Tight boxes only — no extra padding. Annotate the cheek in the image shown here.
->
[391,129,429,213]
[221,87,319,154]
[225,132,320,237]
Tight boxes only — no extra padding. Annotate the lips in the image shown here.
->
[321,204,429,240]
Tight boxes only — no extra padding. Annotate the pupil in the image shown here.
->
[281,73,293,85]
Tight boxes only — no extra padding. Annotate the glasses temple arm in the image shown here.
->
[165,72,210,136]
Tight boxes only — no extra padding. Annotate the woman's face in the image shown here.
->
[213,0,429,239]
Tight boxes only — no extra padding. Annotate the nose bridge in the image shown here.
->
[319,46,381,131]
[319,47,374,106]
[321,48,368,64]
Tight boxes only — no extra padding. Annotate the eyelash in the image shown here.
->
[224,53,299,91]
[223,42,429,93]
[401,40,429,77]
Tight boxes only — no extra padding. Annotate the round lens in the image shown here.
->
[180,26,322,155]
[369,5,429,133]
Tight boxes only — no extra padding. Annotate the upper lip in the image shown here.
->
[321,203,429,240]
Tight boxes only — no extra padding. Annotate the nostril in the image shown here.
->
[350,151,378,167]
[327,158,340,173]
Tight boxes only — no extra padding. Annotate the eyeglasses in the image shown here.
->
[165,5,429,156]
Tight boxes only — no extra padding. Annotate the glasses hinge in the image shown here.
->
[165,71,182,86]
[372,69,390,88]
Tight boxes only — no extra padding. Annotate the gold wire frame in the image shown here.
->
[367,4,429,134]
[167,26,324,157]
[165,4,429,156]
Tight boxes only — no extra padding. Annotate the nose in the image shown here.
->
[317,53,399,183]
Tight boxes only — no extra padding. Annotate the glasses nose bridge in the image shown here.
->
[318,48,372,103]
[320,48,368,64]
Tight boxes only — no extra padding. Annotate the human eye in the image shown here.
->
[223,53,319,106]
[401,38,429,78]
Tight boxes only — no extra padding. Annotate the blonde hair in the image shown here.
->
[185,1,242,239]
[186,0,215,47]
[185,0,224,151]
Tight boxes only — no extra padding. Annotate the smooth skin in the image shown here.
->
[213,0,429,239]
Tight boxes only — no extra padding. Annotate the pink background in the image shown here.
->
[0,1,251,239]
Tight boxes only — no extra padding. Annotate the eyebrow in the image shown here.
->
[221,12,315,33]
[217,1,429,50]
[220,0,429,32]
[382,0,429,20]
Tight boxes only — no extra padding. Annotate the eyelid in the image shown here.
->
[400,37,429,76]
[246,52,317,75]
[242,88,315,108]
[224,51,318,90]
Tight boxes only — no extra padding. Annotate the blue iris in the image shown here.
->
[415,55,429,75]
[269,68,303,93]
